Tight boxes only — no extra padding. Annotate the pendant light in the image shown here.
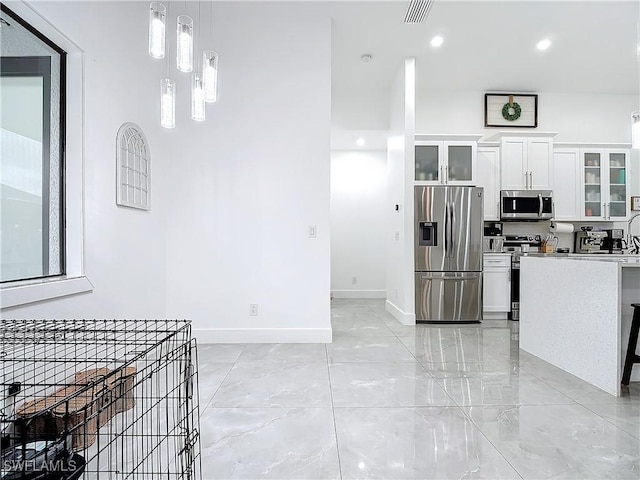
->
[148,2,166,59]
[191,73,205,121]
[202,1,218,103]
[632,112,640,149]
[176,15,193,72]
[203,51,218,103]
[161,78,176,128]
[190,1,205,121]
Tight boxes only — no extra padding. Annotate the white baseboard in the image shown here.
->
[385,300,416,326]
[483,312,508,320]
[194,327,333,344]
[332,290,386,299]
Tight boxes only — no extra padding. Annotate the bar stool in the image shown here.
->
[622,303,640,385]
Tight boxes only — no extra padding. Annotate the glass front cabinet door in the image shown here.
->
[415,144,440,183]
[446,144,474,184]
[581,149,629,221]
[583,152,603,219]
[607,151,627,219]
[415,136,479,186]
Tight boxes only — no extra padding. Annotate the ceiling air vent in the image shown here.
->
[404,0,434,24]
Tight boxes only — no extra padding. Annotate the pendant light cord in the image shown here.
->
[197,0,201,73]
[166,0,170,77]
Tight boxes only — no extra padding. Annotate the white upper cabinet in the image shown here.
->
[499,133,556,190]
[552,147,581,221]
[476,144,500,220]
[414,134,482,186]
[580,148,630,221]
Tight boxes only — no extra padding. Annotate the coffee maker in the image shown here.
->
[602,229,624,254]
[574,230,608,254]
[483,222,504,253]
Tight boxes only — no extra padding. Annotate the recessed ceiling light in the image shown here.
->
[356,138,365,147]
[536,39,552,51]
[430,36,444,48]
[360,54,373,63]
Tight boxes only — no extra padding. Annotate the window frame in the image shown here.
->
[1,55,61,281]
[1,2,92,309]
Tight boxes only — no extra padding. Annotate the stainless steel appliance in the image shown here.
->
[500,190,553,221]
[484,222,503,236]
[503,234,542,321]
[602,229,624,254]
[574,230,608,254]
[415,186,483,323]
[483,236,505,252]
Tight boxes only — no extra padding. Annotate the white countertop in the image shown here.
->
[522,253,640,265]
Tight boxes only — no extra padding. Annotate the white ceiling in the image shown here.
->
[329,0,640,131]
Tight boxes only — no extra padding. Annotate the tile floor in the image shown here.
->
[197,299,640,479]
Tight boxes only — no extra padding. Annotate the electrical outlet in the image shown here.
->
[308,226,317,238]
[352,276,357,285]
[249,304,258,316]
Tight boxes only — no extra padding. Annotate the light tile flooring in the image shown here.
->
[197,299,640,479]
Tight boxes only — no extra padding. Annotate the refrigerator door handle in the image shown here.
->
[444,201,449,256]
[449,201,455,257]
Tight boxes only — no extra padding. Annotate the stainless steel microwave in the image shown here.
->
[500,190,553,221]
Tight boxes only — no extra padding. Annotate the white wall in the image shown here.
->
[386,58,415,325]
[332,87,390,131]
[2,1,332,343]
[1,1,170,320]
[416,90,638,143]
[164,2,332,343]
[1,1,332,344]
[331,150,386,298]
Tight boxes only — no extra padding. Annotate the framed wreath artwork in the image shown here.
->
[484,93,538,128]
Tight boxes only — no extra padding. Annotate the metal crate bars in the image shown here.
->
[0,319,201,480]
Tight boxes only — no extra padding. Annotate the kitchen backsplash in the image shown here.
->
[491,221,620,252]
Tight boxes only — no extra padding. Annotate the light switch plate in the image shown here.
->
[308,225,317,238]
[632,196,640,211]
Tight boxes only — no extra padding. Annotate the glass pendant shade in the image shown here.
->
[176,15,193,72]
[148,2,166,59]
[191,73,206,121]
[632,112,640,149]
[203,51,218,103]
[160,79,176,128]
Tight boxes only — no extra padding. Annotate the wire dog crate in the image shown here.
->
[0,319,201,480]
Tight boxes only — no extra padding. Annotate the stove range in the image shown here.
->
[503,235,542,321]
[503,234,542,254]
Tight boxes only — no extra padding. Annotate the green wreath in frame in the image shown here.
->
[501,101,522,121]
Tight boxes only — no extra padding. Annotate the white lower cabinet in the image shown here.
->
[483,254,511,316]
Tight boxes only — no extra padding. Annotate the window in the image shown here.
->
[117,123,151,211]
[0,4,65,283]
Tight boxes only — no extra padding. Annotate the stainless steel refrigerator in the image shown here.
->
[415,186,483,323]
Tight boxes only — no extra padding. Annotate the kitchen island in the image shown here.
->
[519,254,640,396]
